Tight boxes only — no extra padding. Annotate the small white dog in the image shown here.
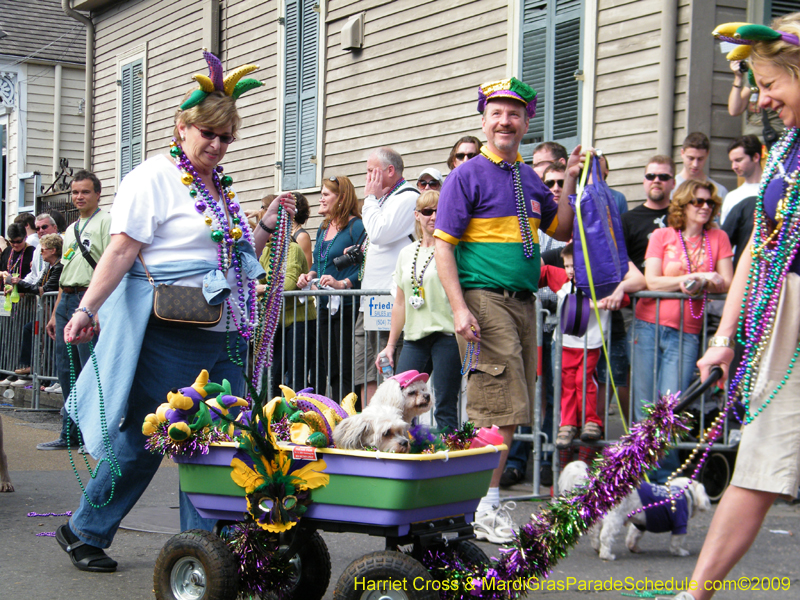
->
[333,370,432,453]
[558,461,711,561]
[369,370,432,422]
[333,411,410,452]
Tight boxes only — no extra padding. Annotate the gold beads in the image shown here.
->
[227,190,236,200]
[230,227,243,240]
[181,173,194,185]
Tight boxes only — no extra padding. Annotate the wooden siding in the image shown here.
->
[323,0,506,196]
[23,65,86,189]
[594,0,664,204]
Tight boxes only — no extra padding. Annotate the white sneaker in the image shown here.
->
[9,379,28,387]
[472,501,517,544]
[672,593,696,600]
[0,378,15,386]
[44,382,62,394]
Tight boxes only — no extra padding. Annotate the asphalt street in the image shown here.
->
[2,407,798,600]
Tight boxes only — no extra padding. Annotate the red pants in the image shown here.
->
[560,347,602,428]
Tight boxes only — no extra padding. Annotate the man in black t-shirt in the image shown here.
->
[622,155,676,270]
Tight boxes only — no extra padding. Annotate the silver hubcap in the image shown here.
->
[170,557,207,599]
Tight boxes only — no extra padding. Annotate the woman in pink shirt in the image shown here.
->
[629,180,733,480]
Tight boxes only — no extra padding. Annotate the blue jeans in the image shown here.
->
[629,319,700,483]
[56,291,96,443]
[506,329,555,472]
[69,325,247,548]
[396,332,462,432]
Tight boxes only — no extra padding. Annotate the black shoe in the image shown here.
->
[540,463,553,487]
[56,524,117,573]
[499,467,524,488]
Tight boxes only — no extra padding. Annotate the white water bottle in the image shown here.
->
[378,351,393,378]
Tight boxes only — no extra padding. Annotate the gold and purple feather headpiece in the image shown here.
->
[713,22,800,61]
[179,50,264,111]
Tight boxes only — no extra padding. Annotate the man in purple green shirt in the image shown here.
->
[435,77,576,543]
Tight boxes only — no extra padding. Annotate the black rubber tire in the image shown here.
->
[153,529,239,600]
[699,452,731,503]
[448,540,489,568]
[282,530,331,600]
[334,550,439,600]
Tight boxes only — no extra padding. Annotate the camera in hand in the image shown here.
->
[333,246,364,271]
[738,60,749,73]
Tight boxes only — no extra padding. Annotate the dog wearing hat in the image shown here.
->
[370,370,432,423]
[333,370,432,452]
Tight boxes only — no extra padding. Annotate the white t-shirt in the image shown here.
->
[720,182,760,226]
[674,174,729,200]
[26,232,40,248]
[360,183,418,308]
[111,154,252,331]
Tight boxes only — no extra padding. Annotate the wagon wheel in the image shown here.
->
[426,540,489,595]
[154,529,238,600]
[280,530,331,600]
[334,550,439,600]
[698,452,731,503]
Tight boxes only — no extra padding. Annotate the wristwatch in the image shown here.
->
[708,336,734,348]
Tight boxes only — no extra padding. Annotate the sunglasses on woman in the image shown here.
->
[544,178,563,189]
[644,173,673,182]
[193,124,235,144]
[417,180,440,189]
[455,152,478,160]
[688,197,713,207]
[418,207,437,216]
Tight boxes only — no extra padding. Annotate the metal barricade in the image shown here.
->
[0,291,58,409]
[547,290,737,499]
[262,288,476,429]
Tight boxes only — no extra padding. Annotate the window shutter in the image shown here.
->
[521,1,548,144]
[282,0,318,191]
[120,58,144,182]
[520,0,582,150]
[552,14,580,140]
[298,0,318,190]
[767,1,800,20]
[282,0,300,190]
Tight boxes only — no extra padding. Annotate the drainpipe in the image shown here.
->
[62,0,94,171]
[53,63,62,177]
[657,0,678,156]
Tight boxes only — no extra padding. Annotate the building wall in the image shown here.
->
[594,0,666,203]
[24,64,86,185]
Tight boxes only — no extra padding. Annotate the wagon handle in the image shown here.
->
[674,366,723,414]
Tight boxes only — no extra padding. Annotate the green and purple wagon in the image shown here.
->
[156,442,504,600]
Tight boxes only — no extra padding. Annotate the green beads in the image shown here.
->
[221,175,234,187]
[211,229,224,242]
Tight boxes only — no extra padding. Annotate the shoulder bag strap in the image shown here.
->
[74,221,97,270]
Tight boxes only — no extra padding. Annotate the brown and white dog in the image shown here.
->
[333,370,432,453]
[0,413,13,492]
[559,461,710,560]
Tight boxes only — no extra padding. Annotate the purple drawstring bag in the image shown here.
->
[569,155,629,298]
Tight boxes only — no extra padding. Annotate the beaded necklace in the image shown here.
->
[639,130,800,508]
[409,241,435,310]
[252,204,292,389]
[359,178,408,280]
[678,229,712,319]
[316,223,343,276]
[481,147,536,259]
[170,140,259,341]
[730,127,800,424]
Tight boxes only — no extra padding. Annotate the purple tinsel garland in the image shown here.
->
[422,392,690,600]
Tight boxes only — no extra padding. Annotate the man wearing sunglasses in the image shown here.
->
[416,167,443,192]
[621,155,676,271]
